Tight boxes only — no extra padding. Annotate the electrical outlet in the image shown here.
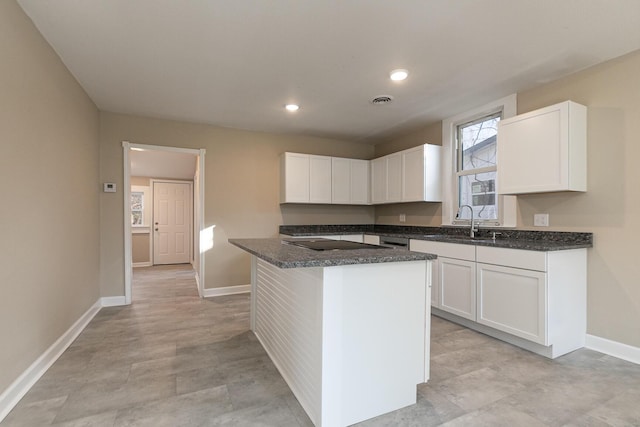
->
[399,214,406,223]
[534,213,549,227]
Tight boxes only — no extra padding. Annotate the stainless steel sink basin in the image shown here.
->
[423,235,498,244]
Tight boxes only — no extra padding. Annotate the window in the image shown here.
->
[131,191,144,226]
[455,113,500,223]
[442,94,517,227]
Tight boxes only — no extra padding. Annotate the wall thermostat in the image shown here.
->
[103,183,116,193]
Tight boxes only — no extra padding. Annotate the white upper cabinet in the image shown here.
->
[402,144,442,202]
[370,157,387,204]
[280,152,310,203]
[331,157,351,204]
[332,158,370,205]
[497,101,587,194]
[371,144,442,204]
[387,153,403,203]
[349,159,370,205]
[281,153,369,205]
[309,155,332,203]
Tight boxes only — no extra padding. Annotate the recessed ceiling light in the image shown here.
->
[285,104,300,112]
[390,69,409,81]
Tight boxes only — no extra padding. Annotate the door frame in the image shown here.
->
[150,179,193,266]
[123,141,206,303]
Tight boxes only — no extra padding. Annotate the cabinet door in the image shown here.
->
[497,101,586,194]
[387,153,402,202]
[371,157,387,204]
[331,157,351,204]
[281,153,309,203]
[309,155,332,203]
[439,257,476,320]
[350,159,370,205]
[402,146,425,202]
[476,263,547,345]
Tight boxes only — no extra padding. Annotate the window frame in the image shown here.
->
[454,111,501,225]
[130,185,151,230]
[441,94,518,228]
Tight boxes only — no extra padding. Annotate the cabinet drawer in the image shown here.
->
[476,246,546,271]
[410,240,475,261]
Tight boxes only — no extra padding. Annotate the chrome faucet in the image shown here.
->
[457,204,478,238]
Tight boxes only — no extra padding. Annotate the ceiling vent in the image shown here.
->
[371,95,393,105]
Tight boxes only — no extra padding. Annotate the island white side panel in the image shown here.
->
[254,259,323,425]
[323,261,427,426]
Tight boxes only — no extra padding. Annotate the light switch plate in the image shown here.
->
[534,213,549,227]
[399,214,406,223]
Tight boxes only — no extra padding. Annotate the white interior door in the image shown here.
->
[153,181,192,265]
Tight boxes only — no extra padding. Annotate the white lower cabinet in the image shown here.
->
[411,239,587,358]
[476,263,547,345]
[410,240,475,320]
[440,258,476,321]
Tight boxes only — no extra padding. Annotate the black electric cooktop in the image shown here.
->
[281,238,385,251]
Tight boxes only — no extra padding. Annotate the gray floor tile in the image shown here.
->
[4,264,640,427]
[2,397,67,427]
[51,411,118,427]
[113,385,232,427]
[207,397,303,426]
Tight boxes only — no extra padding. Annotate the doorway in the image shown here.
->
[123,142,206,304]
[152,180,192,265]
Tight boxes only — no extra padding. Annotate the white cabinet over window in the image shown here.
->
[497,100,587,194]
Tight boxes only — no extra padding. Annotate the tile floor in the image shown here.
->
[2,264,640,426]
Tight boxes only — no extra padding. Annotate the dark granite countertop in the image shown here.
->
[279,224,593,252]
[229,238,436,269]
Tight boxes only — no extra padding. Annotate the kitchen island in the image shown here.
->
[229,238,435,427]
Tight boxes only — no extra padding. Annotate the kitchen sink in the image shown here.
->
[423,235,498,244]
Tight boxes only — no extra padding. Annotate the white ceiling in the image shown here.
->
[17,0,640,143]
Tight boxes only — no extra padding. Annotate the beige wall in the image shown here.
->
[99,112,375,296]
[374,122,444,226]
[132,233,151,263]
[374,50,640,348]
[0,0,100,393]
[515,50,640,347]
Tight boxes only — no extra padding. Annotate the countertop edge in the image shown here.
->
[230,238,436,268]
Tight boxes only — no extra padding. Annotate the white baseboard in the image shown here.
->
[203,284,251,298]
[132,262,152,268]
[586,334,640,365]
[0,299,102,423]
[195,271,203,298]
[101,296,127,307]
